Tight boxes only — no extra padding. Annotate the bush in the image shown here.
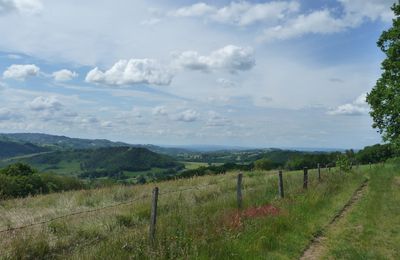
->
[0,163,85,199]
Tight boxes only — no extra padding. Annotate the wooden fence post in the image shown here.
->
[303,167,308,189]
[149,187,159,243]
[278,170,284,198]
[317,163,321,181]
[369,162,372,169]
[237,172,243,209]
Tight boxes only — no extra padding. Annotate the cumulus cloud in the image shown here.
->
[52,69,78,82]
[260,0,395,42]
[328,93,369,116]
[85,59,173,86]
[173,45,255,73]
[152,106,168,116]
[0,0,43,15]
[28,96,63,112]
[172,1,299,26]
[176,109,199,122]
[3,64,40,80]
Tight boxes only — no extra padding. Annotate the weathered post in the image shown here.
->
[278,170,284,198]
[149,187,159,243]
[317,163,321,181]
[237,172,243,209]
[303,167,308,189]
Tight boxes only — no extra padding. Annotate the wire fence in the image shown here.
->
[0,164,366,238]
[0,175,232,234]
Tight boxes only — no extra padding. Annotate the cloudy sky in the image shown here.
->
[0,0,395,148]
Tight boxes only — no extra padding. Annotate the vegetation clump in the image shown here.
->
[0,163,84,199]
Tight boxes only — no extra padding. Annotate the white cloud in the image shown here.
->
[260,0,395,42]
[176,109,199,122]
[152,106,168,116]
[172,1,300,26]
[3,64,40,80]
[28,96,63,111]
[328,93,369,116]
[339,0,395,23]
[85,59,173,86]
[172,3,215,18]
[261,10,346,41]
[0,0,43,15]
[217,78,236,88]
[174,45,255,73]
[52,69,78,82]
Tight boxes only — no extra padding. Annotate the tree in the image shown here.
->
[367,3,400,150]
[254,158,274,170]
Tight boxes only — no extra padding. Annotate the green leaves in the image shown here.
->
[367,3,400,150]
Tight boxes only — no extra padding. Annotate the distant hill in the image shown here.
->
[17,146,182,175]
[0,140,49,159]
[0,133,192,156]
[0,133,131,150]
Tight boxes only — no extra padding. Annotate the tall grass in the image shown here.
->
[0,167,367,259]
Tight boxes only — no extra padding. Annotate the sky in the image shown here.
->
[0,0,396,149]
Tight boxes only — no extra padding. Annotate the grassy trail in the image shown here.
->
[319,165,400,259]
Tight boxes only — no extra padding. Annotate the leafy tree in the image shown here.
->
[254,158,274,170]
[367,3,400,150]
[336,154,351,173]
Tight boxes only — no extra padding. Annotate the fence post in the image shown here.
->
[369,162,372,169]
[149,187,159,243]
[303,167,308,189]
[237,172,243,209]
[278,170,284,198]
[317,163,321,181]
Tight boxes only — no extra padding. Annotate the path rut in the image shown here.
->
[300,179,369,260]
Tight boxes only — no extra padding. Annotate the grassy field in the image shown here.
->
[0,165,398,259]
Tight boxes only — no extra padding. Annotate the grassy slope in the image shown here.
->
[0,165,394,259]
[322,165,400,259]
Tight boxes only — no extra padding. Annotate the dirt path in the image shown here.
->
[300,179,369,260]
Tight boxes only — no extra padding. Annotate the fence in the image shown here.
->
[0,162,370,242]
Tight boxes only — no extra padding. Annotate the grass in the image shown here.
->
[0,165,395,259]
[321,164,400,259]
[181,161,212,169]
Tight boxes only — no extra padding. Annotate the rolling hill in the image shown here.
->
[0,140,49,159]
[0,133,192,156]
[10,146,183,178]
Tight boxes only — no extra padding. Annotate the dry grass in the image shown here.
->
[0,167,368,259]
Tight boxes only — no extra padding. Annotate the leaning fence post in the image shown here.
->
[237,172,243,209]
[317,163,321,181]
[278,170,284,198]
[303,167,308,189]
[149,187,159,243]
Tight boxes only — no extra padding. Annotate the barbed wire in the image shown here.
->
[0,176,233,234]
[0,194,151,234]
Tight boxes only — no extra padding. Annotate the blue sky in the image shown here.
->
[0,0,396,148]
